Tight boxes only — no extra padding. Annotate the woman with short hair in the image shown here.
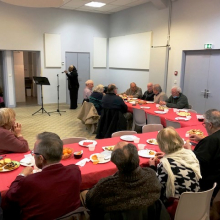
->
[149,127,201,210]
[0,108,29,154]
[89,84,104,115]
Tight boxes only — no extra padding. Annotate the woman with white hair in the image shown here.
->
[64,65,79,109]
[149,127,201,217]
[83,79,94,103]
[89,84,104,115]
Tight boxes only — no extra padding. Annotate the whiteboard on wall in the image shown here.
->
[109,32,152,69]
[93,37,107,67]
[44,33,61,67]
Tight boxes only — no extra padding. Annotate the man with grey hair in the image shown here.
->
[83,79,94,102]
[142,82,154,101]
[3,132,81,220]
[122,82,142,98]
[153,84,168,103]
[160,86,189,109]
[85,142,161,219]
[185,109,220,194]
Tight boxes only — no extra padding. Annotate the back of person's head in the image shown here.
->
[107,84,117,93]
[153,84,162,93]
[94,84,104,93]
[111,142,139,174]
[36,132,63,163]
[204,109,220,128]
[0,108,15,127]
[157,127,183,154]
[68,65,75,72]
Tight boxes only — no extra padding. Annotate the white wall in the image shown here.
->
[108,2,169,93]
[0,1,109,104]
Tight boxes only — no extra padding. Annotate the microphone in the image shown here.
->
[61,71,66,73]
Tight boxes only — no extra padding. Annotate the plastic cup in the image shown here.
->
[138,144,146,150]
[134,138,140,143]
[88,144,96,151]
[185,133,189,137]
[186,116,191,120]
[164,109,169,113]
[97,154,104,162]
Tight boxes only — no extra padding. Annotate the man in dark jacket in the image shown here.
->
[142,82,154,101]
[64,65,79,109]
[160,86,189,109]
[86,142,162,220]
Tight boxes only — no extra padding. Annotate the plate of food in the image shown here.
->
[120,135,137,142]
[146,101,154,104]
[90,153,110,164]
[175,117,189,121]
[138,100,146,104]
[157,106,168,111]
[177,112,191,117]
[138,150,156,158]
[146,139,158,145]
[187,129,204,137]
[102,146,115,151]
[79,140,97,147]
[154,111,166,114]
[0,158,20,172]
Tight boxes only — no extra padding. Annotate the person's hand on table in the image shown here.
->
[149,157,157,166]
[155,152,165,159]
[159,101,166,105]
[19,167,33,177]
[189,134,202,142]
[184,140,192,150]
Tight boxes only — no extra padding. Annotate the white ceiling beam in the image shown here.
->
[150,0,168,9]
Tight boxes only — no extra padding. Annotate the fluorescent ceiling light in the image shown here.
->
[85,1,106,8]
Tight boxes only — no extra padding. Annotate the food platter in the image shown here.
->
[120,135,137,142]
[138,150,156,158]
[0,159,20,172]
[187,129,204,137]
[146,139,158,145]
[102,146,115,151]
[79,140,97,147]
[177,112,191,117]
[90,153,110,164]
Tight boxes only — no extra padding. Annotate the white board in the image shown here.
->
[109,32,152,69]
[93,37,107,68]
[44,33,61,67]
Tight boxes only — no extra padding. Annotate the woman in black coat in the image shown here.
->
[64,65,79,109]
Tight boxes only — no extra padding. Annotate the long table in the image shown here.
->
[0,125,207,197]
[126,101,203,128]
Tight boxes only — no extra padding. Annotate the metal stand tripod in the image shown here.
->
[48,74,66,116]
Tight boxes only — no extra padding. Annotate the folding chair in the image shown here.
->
[146,113,161,124]
[62,137,87,145]
[132,108,147,130]
[112,131,137,137]
[142,124,163,133]
[165,119,181,129]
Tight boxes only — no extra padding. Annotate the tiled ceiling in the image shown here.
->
[0,0,151,14]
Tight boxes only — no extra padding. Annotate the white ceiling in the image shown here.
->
[0,0,151,14]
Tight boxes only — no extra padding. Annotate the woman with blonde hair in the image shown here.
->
[149,127,201,217]
[89,84,104,115]
[0,108,29,154]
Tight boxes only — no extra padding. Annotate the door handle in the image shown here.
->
[206,90,211,98]
[201,89,207,98]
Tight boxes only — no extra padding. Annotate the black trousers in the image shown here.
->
[69,87,79,109]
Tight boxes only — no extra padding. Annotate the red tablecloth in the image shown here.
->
[0,125,207,195]
[126,101,203,128]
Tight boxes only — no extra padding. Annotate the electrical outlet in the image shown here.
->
[174,80,177,84]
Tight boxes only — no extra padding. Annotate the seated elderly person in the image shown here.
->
[153,84,168,104]
[185,109,220,195]
[149,127,201,217]
[0,108,29,154]
[122,82,142,98]
[3,132,82,220]
[85,142,161,219]
[160,86,189,109]
[142,82,154,101]
[83,79,94,102]
[89,84,104,115]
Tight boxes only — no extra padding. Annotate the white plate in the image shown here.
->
[138,150,156,158]
[140,106,150,109]
[78,140,97,147]
[146,101,154,104]
[120,135,137,141]
[102,146,115,151]
[146,139,158,145]
[130,98,137,100]
[20,157,35,167]
[175,117,189,121]
[90,153,110,164]
[154,111,166,114]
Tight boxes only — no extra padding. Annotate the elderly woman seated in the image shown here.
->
[0,108,29,154]
[89,84,104,115]
[149,127,201,217]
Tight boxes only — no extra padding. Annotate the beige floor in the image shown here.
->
[14,103,96,149]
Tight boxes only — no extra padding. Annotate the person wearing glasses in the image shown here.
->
[184,109,220,195]
[0,108,29,154]
[3,132,82,220]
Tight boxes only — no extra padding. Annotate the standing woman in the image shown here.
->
[64,65,79,109]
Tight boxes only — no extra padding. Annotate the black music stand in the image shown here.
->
[32,77,50,116]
